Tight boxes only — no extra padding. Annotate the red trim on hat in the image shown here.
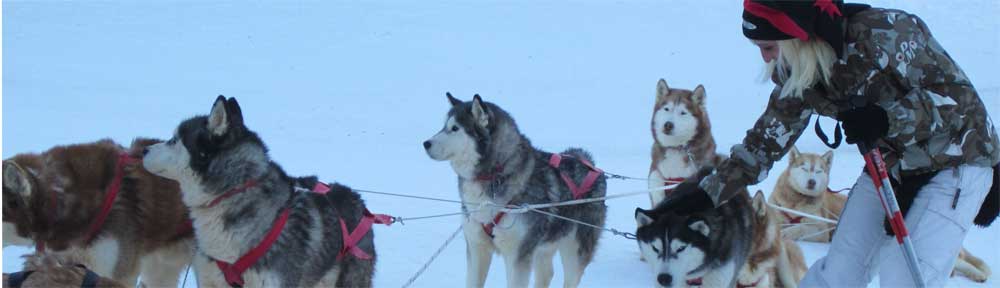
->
[744,0,810,40]
[814,0,843,18]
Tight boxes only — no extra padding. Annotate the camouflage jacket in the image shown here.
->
[701,8,1000,206]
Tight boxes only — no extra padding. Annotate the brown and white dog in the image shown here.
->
[769,147,991,282]
[2,139,194,287]
[767,147,843,242]
[2,252,126,288]
[648,78,720,207]
[739,191,807,288]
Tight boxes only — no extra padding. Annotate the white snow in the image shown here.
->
[3,1,998,287]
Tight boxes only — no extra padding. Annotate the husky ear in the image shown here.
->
[821,150,834,166]
[208,95,230,136]
[3,161,33,197]
[446,92,463,107]
[688,220,710,237]
[752,190,767,216]
[656,79,670,102]
[224,97,245,129]
[635,208,656,227]
[787,146,800,164]
[471,94,489,128]
[692,85,706,107]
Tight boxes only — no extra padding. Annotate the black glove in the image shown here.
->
[658,169,715,215]
[838,105,889,145]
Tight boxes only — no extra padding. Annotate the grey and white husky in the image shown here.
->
[143,96,376,287]
[635,169,753,288]
[423,93,608,288]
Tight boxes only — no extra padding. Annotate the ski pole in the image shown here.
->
[859,143,925,287]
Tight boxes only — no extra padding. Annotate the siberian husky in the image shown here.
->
[648,78,720,207]
[770,147,991,282]
[423,93,608,288]
[740,191,807,288]
[3,139,193,287]
[143,96,377,287]
[767,147,843,242]
[635,169,752,288]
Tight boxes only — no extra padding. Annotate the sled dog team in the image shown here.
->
[2,82,992,287]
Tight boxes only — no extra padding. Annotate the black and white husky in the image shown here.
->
[635,170,753,288]
[143,96,376,287]
[423,93,608,288]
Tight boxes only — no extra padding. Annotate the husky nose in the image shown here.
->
[807,179,817,189]
[663,122,674,134]
[657,274,672,286]
[422,141,432,150]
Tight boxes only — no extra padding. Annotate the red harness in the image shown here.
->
[83,153,142,244]
[662,177,686,194]
[481,153,602,238]
[207,181,390,287]
[37,153,139,252]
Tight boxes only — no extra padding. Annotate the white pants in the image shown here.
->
[800,165,993,287]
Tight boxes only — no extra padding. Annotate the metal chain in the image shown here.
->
[401,225,464,288]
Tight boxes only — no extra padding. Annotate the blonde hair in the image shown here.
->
[762,38,837,98]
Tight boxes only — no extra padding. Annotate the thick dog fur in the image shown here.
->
[2,139,194,287]
[423,93,607,288]
[648,79,720,207]
[767,147,844,242]
[143,96,375,287]
[635,169,752,288]
[742,191,807,288]
[769,148,991,282]
[2,252,126,288]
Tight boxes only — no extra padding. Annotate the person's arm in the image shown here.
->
[699,86,813,206]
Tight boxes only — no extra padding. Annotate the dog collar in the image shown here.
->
[205,179,259,208]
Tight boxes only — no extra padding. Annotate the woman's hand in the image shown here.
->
[838,105,889,145]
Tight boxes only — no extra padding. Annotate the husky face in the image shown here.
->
[2,160,37,246]
[785,147,833,196]
[423,93,490,178]
[651,79,708,148]
[636,209,711,287]
[144,96,267,204]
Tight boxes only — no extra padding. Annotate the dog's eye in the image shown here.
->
[680,111,688,116]
[651,246,660,253]
[677,245,686,253]
[451,126,459,132]
[663,107,670,112]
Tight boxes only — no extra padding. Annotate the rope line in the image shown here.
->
[525,206,636,240]
[766,203,838,224]
[401,225,464,288]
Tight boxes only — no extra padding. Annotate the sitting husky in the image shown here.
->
[635,169,752,288]
[3,139,193,287]
[3,252,126,288]
[648,78,720,207]
[143,96,377,287]
[740,191,807,288]
[770,147,991,282]
[423,94,607,288]
[767,147,844,242]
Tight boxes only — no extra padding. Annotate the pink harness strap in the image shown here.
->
[85,153,141,244]
[216,208,291,287]
[548,154,603,200]
[338,209,393,260]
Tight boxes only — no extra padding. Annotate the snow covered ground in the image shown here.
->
[3,1,997,287]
